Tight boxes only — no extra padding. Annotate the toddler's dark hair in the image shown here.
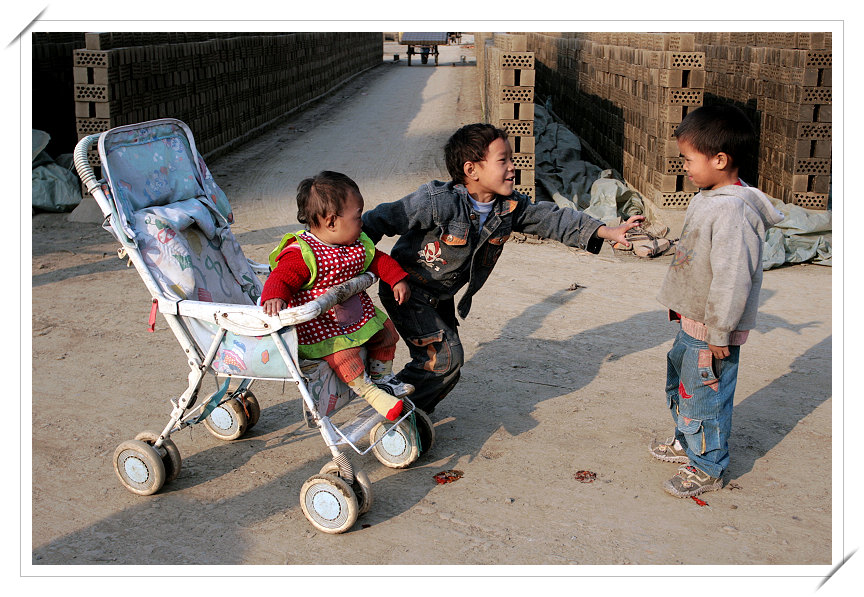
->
[674,104,756,168]
[296,171,361,227]
[445,123,508,185]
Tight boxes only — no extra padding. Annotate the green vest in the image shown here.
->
[267,231,385,359]
[268,231,376,289]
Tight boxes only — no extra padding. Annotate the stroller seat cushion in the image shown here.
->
[101,121,235,238]
[134,198,261,305]
[107,129,207,212]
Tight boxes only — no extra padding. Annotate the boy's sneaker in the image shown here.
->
[649,437,689,463]
[373,374,415,398]
[664,464,723,497]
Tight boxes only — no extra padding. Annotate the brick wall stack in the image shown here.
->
[63,32,380,171]
[525,31,832,210]
[527,32,706,209]
[477,32,536,200]
[32,33,86,158]
[696,32,832,209]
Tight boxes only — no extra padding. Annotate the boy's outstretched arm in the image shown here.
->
[594,215,646,248]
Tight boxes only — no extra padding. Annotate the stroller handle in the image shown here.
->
[278,272,378,326]
[73,133,102,194]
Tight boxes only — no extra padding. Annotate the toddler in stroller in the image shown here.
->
[72,119,434,534]
[261,171,414,422]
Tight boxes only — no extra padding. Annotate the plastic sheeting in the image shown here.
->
[533,102,669,237]
[762,196,832,269]
[531,102,831,268]
[32,130,82,213]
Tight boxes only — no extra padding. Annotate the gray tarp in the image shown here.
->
[532,102,831,268]
[762,197,832,269]
[32,130,81,213]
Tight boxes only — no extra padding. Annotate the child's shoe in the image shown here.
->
[373,373,415,398]
[648,437,689,463]
[368,359,414,398]
[346,374,403,421]
[663,464,723,497]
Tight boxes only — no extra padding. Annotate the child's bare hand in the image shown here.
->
[392,280,411,305]
[708,343,730,359]
[596,215,646,248]
[263,298,287,316]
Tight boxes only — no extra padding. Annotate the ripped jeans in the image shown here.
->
[378,283,464,414]
[666,329,741,478]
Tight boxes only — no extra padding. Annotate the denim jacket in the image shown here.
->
[362,180,604,318]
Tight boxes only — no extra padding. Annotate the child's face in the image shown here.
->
[466,137,515,201]
[678,138,728,190]
[315,191,364,246]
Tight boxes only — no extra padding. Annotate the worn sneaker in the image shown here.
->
[373,374,415,398]
[649,437,689,463]
[664,464,723,497]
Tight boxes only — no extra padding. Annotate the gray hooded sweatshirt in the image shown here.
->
[657,184,785,346]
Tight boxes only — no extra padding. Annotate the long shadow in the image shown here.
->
[366,290,680,510]
[31,258,129,288]
[368,284,828,507]
[727,335,832,478]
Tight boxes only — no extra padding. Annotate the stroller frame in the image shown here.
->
[73,118,434,533]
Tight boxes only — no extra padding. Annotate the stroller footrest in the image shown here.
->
[334,406,384,446]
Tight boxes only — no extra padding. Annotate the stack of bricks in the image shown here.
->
[527,32,706,209]
[71,32,381,173]
[525,31,832,210]
[32,33,86,157]
[696,32,832,209]
[477,32,536,200]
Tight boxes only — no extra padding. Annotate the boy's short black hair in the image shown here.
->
[445,123,509,185]
[296,170,361,227]
[674,104,756,168]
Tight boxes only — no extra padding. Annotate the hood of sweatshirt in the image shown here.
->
[701,184,785,229]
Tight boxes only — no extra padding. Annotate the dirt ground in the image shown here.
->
[28,37,840,591]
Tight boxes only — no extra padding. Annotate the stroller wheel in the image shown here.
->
[234,390,261,430]
[413,408,436,454]
[300,474,359,534]
[369,420,420,469]
[135,431,182,484]
[113,439,166,496]
[319,462,374,516]
[204,397,249,441]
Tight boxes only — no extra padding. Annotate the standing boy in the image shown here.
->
[650,104,784,497]
[362,123,643,414]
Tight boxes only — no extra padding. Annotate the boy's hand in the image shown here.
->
[708,343,730,359]
[392,280,411,305]
[595,215,646,248]
[263,298,287,316]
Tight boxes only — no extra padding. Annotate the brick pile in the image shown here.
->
[68,32,381,170]
[526,31,832,210]
[477,33,536,200]
[696,32,832,209]
[32,33,86,157]
[527,32,706,209]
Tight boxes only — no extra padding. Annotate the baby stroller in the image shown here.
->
[72,118,435,534]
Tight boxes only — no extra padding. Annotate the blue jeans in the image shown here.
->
[665,329,741,478]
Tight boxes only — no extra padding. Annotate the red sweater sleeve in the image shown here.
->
[368,249,408,288]
[260,247,311,305]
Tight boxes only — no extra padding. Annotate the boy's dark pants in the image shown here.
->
[378,283,464,414]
